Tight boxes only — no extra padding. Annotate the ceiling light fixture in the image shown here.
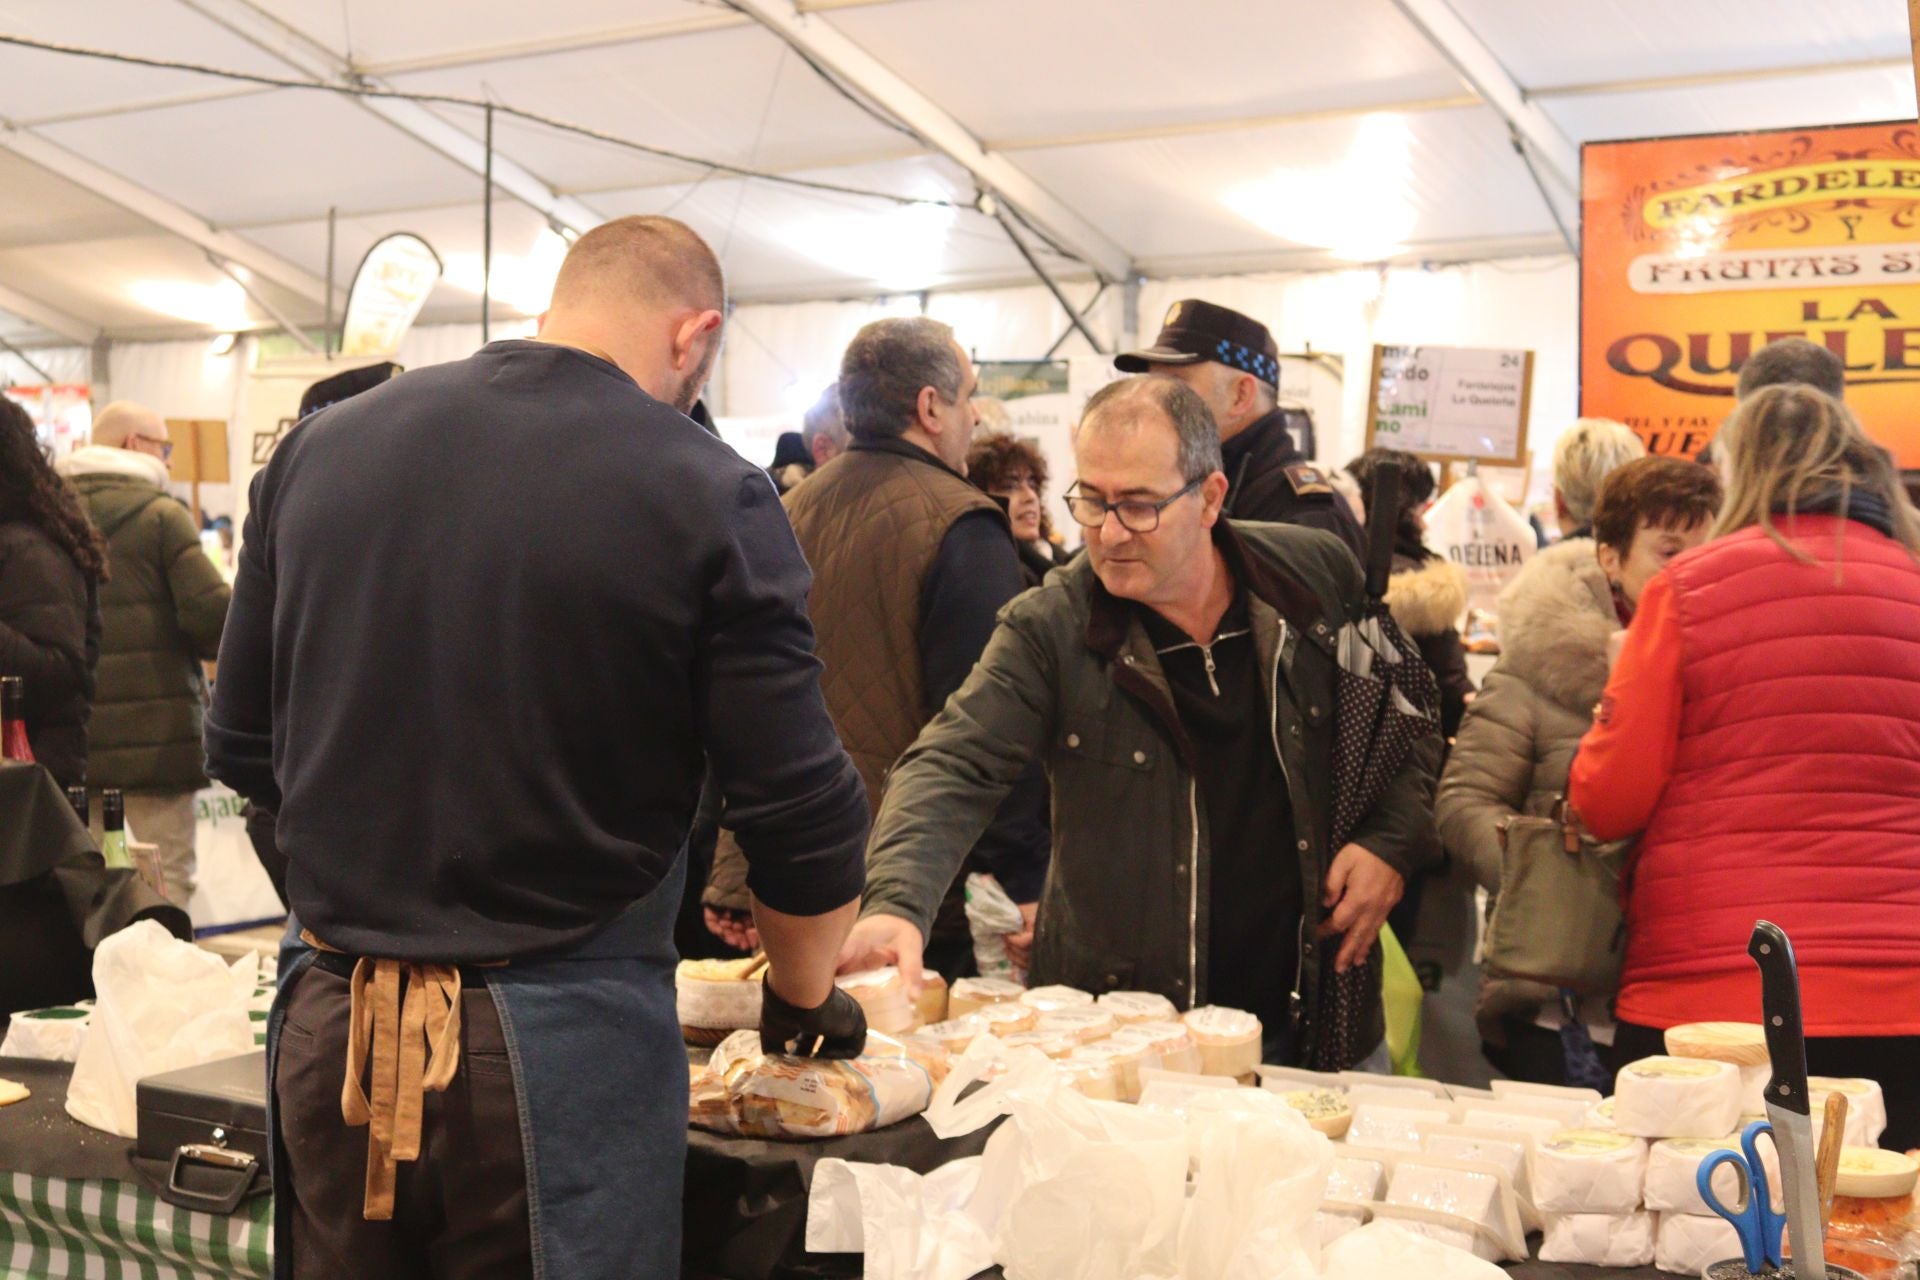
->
[1223,114,1419,263]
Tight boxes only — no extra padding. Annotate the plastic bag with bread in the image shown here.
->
[687,1029,951,1140]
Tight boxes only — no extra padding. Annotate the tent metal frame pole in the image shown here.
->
[207,252,322,355]
[0,336,54,383]
[994,208,1109,353]
[1041,281,1110,359]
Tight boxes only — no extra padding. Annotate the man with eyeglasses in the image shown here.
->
[839,375,1440,1067]
[705,316,1053,978]
[58,401,230,906]
[1117,299,1367,563]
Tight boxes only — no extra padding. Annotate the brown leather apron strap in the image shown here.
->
[301,929,467,1220]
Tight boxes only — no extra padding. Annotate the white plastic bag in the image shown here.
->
[65,920,257,1137]
[993,1086,1189,1280]
[1423,474,1535,614]
[965,873,1025,981]
[806,1157,994,1280]
[1177,1088,1332,1280]
[1321,1221,1513,1279]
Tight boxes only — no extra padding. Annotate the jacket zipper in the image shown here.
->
[1269,620,1309,1028]
[1154,628,1251,698]
[1187,777,1201,1006]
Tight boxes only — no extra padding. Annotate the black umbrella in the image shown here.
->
[1307,457,1442,1069]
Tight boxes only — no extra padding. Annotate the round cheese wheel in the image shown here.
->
[1282,1088,1354,1138]
[1836,1148,1920,1199]
[1664,1022,1769,1067]
[1035,1008,1119,1045]
[975,1002,1037,1035]
[1019,985,1095,1013]
[948,977,1025,1018]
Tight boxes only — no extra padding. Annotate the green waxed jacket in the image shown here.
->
[63,451,230,792]
[862,519,1442,1065]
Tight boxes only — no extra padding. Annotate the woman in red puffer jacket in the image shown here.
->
[1571,385,1920,1147]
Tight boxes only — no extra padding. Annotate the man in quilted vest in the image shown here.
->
[773,317,1052,979]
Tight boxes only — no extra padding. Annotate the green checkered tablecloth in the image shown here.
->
[0,1172,272,1279]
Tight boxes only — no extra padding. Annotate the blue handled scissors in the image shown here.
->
[1697,1119,1788,1274]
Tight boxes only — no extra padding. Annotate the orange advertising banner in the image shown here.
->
[1581,122,1920,467]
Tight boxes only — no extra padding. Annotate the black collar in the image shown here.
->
[848,434,968,484]
[1221,408,1303,476]
[1085,520,1330,661]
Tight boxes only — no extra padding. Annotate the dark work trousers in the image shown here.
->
[1614,1020,1920,1150]
[1483,1018,1573,1086]
[274,965,533,1278]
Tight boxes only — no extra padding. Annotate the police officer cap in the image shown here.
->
[1115,299,1281,388]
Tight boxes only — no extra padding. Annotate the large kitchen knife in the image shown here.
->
[1751,919,1826,1280]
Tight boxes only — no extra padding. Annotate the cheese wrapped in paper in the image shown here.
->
[1071,1039,1149,1102]
[917,1016,988,1053]
[1538,1211,1655,1267]
[1614,1056,1742,1138]
[1531,1129,1648,1213]
[1653,1211,1743,1276]
[1643,1136,1741,1214]
[1059,1050,1123,1101]
[1812,1077,1888,1148]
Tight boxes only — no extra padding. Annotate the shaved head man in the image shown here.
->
[539,215,727,413]
[207,214,869,1277]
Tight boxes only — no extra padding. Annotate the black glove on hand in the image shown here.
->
[759,977,868,1060]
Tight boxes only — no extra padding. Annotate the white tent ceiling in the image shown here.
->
[0,0,1912,347]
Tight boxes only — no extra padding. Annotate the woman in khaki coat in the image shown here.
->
[1437,457,1719,1083]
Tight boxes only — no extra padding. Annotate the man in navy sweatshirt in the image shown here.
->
[208,216,870,1279]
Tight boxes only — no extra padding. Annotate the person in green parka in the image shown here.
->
[58,402,230,907]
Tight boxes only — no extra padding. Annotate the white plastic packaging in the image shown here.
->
[1654,1211,1744,1276]
[1538,1210,1657,1267]
[1034,1007,1117,1045]
[1018,984,1094,1013]
[1317,1206,1370,1248]
[1351,1096,1455,1151]
[963,871,1025,981]
[1182,1005,1262,1079]
[1613,1056,1743,1139]
[836,967,918,1035]
[1096,990,1177,1025]
[66,921,256,1137]
[1585,1096,1618,1131]
[1530,1129,1649,1214]
[1327,1152,1390,1203]
[947,976,1024,1018]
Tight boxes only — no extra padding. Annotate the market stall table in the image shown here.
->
[3,1053,1679,1279]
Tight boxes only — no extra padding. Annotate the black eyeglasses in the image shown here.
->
[1063,477,1203,533]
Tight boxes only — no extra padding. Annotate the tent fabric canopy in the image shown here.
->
[0,0,1912,346]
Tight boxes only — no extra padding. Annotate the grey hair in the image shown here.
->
[1736,336,1846,401]
[800,383,846,448]
[1079,375,1224,483]
[1552,417,1646,525]
[838,317,963,440]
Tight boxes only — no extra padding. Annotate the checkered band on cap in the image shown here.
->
[1215,338,1279,385]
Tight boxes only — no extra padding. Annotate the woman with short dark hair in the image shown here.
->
[0,399,105,786]
[1438,454,1721,1084]
[1573,387,1920,1144]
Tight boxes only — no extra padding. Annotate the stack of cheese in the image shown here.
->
[676,956,768,1047]
[835,967,919,1035]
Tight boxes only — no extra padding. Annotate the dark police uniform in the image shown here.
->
[1117,299,1367,564]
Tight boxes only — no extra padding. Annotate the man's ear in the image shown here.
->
[1199,470,1231,526]
[915,384,942,435]
[673,310,723,371]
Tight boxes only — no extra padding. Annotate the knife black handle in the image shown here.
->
[1749,919,1811,1117]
